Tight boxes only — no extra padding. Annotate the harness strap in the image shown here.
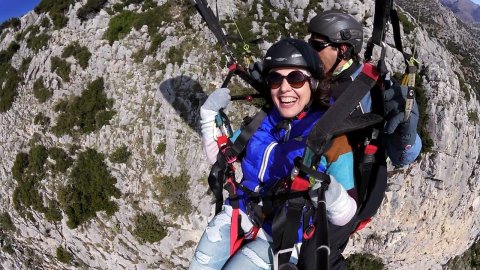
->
[231,106,268,156]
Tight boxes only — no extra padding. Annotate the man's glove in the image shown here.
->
[383,85,419,150]
[308,175,357,226]
[200,88,231,164]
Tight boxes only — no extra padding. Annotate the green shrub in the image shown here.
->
[104,11,137,45]
[41,17,51,28]
[34,112,51,127]
[77,0,108,21]
[44,200,63,222]
[0,42,21,112]
[397,11,415,35]
[445,239,480,270]
[62,42,91,69]
[59,148,121,229]
[109,145,131,163]
[155,171,192,217]
[0,18,21,32]
[50,56,71,81]
[19,57,32,75]
[35,0,75,29]
[33,77,53,103]
[27,33,50,52]
[133,212,167,243]
[48,147,73,173]
[0,62,20,112]
[104,4,172,45]
[155,143,166,155]
[0,212,15,231]
[12,152,29,181]
[468,111,479,123]
[28,145,48,175]
[346,253,384,270]
[142,0,157,10]
[12,170,45,214]
[166,46,185,66]
[52,77,115,135]
[56,246,72,264]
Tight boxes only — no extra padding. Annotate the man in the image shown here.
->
[300,10,422,270]
[308,10,422,167]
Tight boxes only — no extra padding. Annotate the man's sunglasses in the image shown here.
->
[309,38,332,52]
[266,70,311,89]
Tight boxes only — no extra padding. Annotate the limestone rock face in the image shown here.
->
[0,0,478,269]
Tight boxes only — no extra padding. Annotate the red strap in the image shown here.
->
[217,135,228,148]
[361,63,380,81]
[228,63,237,72]
[230,208,244,255]
[291,176,310,191]
[352,218,372,234]
[364,144,378,155]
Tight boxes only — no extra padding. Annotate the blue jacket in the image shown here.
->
[231,106,355,237]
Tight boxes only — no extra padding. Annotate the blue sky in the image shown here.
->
[472,0,480,5]
[0,0,42,24]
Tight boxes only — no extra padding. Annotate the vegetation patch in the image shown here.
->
[155,143,166,155]
[0,42,21,112]
[346,253,384,270]
[50,56,71,82]
[0,17,21,32]
[52,77,115,135]
[104,3,173,45]
[133,212,167,243]
[58,148,120,229]
[34,112,51,127]
[62,41,92,69]
[33,77,53,103]
[56,246,73,264]
[48,147,73,174]
[109,145,131,163]
[154,171,192,218]
[397,10,415,35]
[11,146,64,223]
[445,238,480,270]
[77,0,108,21]
[35,0,75,29]
[0,212,15,232]
[19,57,32,76]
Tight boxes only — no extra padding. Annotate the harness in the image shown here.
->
[209,63,385,269]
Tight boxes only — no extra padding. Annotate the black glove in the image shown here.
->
[383,84,419,149]
[248,60,264,85]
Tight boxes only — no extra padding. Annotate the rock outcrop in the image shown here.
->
[0,0,478,269]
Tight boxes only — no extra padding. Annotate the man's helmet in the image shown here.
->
[308,10,363,54]
[263,37,324,80]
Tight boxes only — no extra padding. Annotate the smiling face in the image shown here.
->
[268,67,312,119]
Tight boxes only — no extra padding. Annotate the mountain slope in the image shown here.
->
[0,0,478,269]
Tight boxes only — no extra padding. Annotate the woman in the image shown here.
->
[191,38,357,270]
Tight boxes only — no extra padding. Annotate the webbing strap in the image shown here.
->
[273,198,305,265]
[305,63,380,158]
[231,106,268,156]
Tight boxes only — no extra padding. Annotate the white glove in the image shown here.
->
[309,175,357,226]
[200,88,231,164]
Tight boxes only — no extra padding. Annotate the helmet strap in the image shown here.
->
[326,46,344,75]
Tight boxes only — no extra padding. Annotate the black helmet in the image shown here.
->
[308,10,363,54]
[263,37,323,80]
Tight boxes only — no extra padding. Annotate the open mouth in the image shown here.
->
[279,96,298,104]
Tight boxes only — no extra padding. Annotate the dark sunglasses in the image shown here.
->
[309,38,332,52]
[266,70,311,89]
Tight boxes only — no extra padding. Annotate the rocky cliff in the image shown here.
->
[0,0,478,269]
